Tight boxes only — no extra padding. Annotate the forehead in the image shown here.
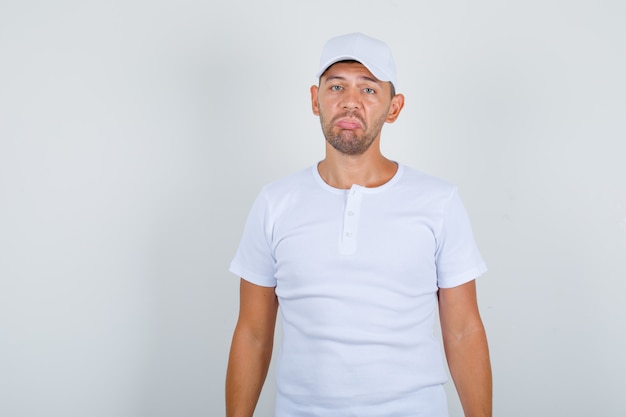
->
[321,61,380,82]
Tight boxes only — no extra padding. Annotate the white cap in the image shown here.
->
[316,32,397,88]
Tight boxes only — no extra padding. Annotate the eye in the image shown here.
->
[330,85,343,91]
[363,87,375,94]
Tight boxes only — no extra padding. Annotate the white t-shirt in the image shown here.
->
[230,164,487,417]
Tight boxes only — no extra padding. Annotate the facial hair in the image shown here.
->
[319,109,388,156]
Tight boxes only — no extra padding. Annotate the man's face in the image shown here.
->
[311,61,402,156]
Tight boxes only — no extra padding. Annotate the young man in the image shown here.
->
[226,32,492,417]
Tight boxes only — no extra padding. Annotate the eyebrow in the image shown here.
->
[323,75,381,84]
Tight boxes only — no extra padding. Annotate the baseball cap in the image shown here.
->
[316,32,397,88]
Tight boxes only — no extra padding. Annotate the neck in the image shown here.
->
[318,144,398,189]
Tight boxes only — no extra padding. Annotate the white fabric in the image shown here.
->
[230,164,487,416]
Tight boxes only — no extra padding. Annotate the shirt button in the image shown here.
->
[347,210,355,216]
[345,232,352,237]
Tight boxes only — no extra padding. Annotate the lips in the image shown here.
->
[334,116,363,130]
[336,120,361,130]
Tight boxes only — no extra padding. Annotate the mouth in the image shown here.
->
[334,116,364,130]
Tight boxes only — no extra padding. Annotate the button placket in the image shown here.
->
[340,185,363,254]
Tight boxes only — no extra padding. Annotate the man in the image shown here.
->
[226,32,492,417]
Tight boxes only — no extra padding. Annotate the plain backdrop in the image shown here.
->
[1,1,625,416]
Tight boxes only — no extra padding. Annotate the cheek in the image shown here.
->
[316,100,336,118]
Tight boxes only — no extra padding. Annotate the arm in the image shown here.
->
[226,278,279,417]
[439,279,492,417]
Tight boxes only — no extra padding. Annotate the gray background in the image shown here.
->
[1,0,625,416]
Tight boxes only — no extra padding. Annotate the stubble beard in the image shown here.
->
[320,110,387,156]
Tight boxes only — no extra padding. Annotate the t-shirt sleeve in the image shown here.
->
[229,189,277,287]
[435,187,487,288]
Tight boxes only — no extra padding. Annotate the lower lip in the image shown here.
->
[336,121,361,129]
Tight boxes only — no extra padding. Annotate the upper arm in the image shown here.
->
[435,189,487,289]
[438,280,484,341]
[236,278,279,343]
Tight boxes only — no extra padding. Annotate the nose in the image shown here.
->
[341,87,360,110]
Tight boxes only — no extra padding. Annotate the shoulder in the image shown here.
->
[253,166,320,213]
[396,164,457,198]
[260,166,315,196]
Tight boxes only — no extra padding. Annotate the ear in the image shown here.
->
[386,93,405,123]
[310,85,320,116]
